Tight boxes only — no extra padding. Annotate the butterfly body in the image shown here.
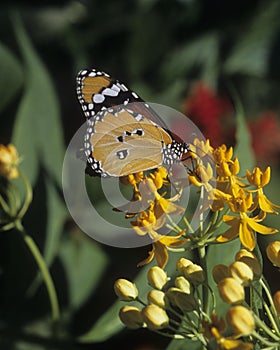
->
[76,69,189,177]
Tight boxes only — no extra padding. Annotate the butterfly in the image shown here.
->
[76,68,190,177]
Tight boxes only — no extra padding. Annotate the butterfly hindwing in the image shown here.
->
[85,108,173,177]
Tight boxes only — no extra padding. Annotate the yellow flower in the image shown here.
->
[149,166,169,189]
[201,312,226,340]
[188,162,214,190]
[213,144,234,164]
[216,335,253,350]
[227,189,253,214]
[0,144,20,179]
[216,157,240,178]
[131,205,165,237]
[217,189,278,250]
[246,167,280,214]
[189,138,213,160]
[207,320,253,350]
[137,231,189,268]
[217,212,278,251]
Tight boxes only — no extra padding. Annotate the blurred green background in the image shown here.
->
[1,0,280,349]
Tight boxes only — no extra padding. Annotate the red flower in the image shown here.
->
[182,82,233,147]
[249,112,280,165]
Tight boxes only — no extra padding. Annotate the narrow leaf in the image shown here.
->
[0,42,23,113]
[12,13,65,186]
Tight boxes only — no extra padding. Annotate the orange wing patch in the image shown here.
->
[82,76,111,103]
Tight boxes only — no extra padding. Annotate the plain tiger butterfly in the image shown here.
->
[76,68,190,177]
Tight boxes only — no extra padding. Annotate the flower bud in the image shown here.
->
[0,144,20,179]
[147,266,169,290]
[174,290,196,313]
[212,264,230,284]
[229,261,253,286]
[218,278,244,304]
[226,305,255,336]
[114,279,138,301]
[176,258,193,275]
[141,304,169,330]
[164,287,182,307]
[184,264,205,284]
[235,249,262,279]
[147,290,166,308]
[175,276,192,294]
[266,241,280,267]
[119,306,144,329]
[164,287,196,312]
[273,290,280,315]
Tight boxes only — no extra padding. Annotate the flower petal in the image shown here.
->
[153,241,169,268]
[246,216,278,235]
[239,221,256,251]
[137,245,155,267]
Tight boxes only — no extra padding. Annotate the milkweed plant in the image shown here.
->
[1,139,280,349]
[113,139,280,350]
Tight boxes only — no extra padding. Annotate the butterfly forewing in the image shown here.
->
[76,68,190,177]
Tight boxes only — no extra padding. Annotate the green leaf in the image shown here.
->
[223,2,280,77]
[78,300,124,343]
[11,13,65,186]
[0,42,23,113]
[231,87,255,173]
[161,32,219,88]
[59,234,107,310]
[44,177,67,265]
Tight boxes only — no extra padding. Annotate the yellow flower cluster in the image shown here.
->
[190,141,279,251]
[119,139,279,269]
[119,167,189,268]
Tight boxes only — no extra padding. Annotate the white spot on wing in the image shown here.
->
[93,94,105,103]
[132,92,138,99]
[102,88,119,97]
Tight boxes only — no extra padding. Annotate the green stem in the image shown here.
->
[260,278,280,335]
[17,171,33,219]
[253,313,280,342]
[15,221,60,321]
[252,329,280,347]
[198,243,210,314]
